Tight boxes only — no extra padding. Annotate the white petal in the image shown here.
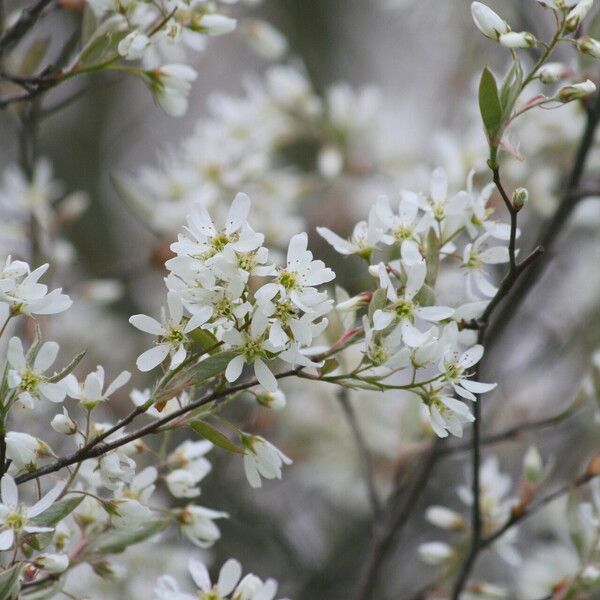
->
[39,382,66,403]
[217,558,242,595]
[129,314,164,336]
[167,292,183,324]
[460,379,497,394]
[136,345,170,372]
[34,341,59,373]
[188,558,211,591]
[416,306,454,321]
[287,232,308,266]
[1,475,18,507]
[105,371,131,396]
[0,529,14,550]
[460,345,484,368]
[226,193,250,234]
[430,167,448,202]
[254,359,277,393]
[225,355,244,383]
[7,337,25,370]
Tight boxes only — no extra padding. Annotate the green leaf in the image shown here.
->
[0,565,21,600]
[425,228,440,287]
[414,284,436,308]
[88,519,171,555]
[48,350,86,383]
[478,66,503,141]
[76,15,127,69]
[189,328,220,354]
[191,420,245,454]
[320,358,339,376]
[192,351,238,385]
[500,60,523,120]
[19,37,51,76]
[31,496,83,527]
[368,288,388,322]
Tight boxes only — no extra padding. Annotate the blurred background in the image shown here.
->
[3,0,600,598]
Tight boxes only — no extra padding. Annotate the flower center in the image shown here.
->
[278,270,298,291]
[5,509,26,531]
[20,369,40,393]
[393,299,414,321]
[243,338,264,361]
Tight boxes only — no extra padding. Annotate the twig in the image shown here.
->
[487,89,600,347]
[0,0,54,55]
[356,441,442,600]
[337,388,382,518]
[451,164,544,600]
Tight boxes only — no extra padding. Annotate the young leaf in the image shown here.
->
[48,350,87,383]
[368,288,388,322]
[0,565,20,600]
[31,496,84,527]
[479,66,503,141]
[88,519,171,554]
[192,351,238,385]
[189,328,220,354]
[500,60,523,120]
[191,420,245,454]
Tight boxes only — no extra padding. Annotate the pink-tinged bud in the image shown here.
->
[471,2,510,40]
[557,79,597,102]
[335,291,372,312]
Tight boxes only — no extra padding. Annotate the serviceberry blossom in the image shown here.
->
[242,435,293,488]
[0,475,61,550]
[64,366,131,408]
[7,336,66,407]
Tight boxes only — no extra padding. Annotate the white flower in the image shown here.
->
[441,340,496,401]
[0,263,71,316]
[5,431,49,470]
[148,64,198,117]
[242,435,292,488]
[567,0,594,30]
[223,311,281,392]
[118,29,150,60]
[0,475,61,550]
[155,557,242,600]
[578,36,600,59]
[7,337,65,408]
[256,232,335,313]
[372,257,454,347]
[462,234,510,298]
[98,451,137,490]
[317,204,386,257]
[64,366,130,408]
[422,390,475,438]
[235,574,280,600]
[129,291,211,372]
[177,505,228,547]
[471,2,510,40]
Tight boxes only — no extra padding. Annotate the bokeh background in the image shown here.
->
[3,1,600,598]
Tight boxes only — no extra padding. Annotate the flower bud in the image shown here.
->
[318,146,343,179]
[35,553,69,574]
[538,62,569,84]
[557,79,597,102]
[51,408,78,435]
[512,187,528,211]
[243,19,288,60]
[578,36,600,59]
[425,506,465,531]
[523,445,544,484]
[566,0,594,31]
[255,389,286,410]
[368,264,380,278]
[198,14,237,36]
[471,2,510,40]
[336,291,372,312]
[418,542,454,565]
[499,31,537,48]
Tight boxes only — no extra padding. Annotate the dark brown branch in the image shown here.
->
[487,89,600,347]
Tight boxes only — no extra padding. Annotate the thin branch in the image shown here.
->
[451,164,544,600]
[0,0,53,55]
[14,367,303,485]
[356,441,443,600]
[487,89,600,347]
[337,388,382,518]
